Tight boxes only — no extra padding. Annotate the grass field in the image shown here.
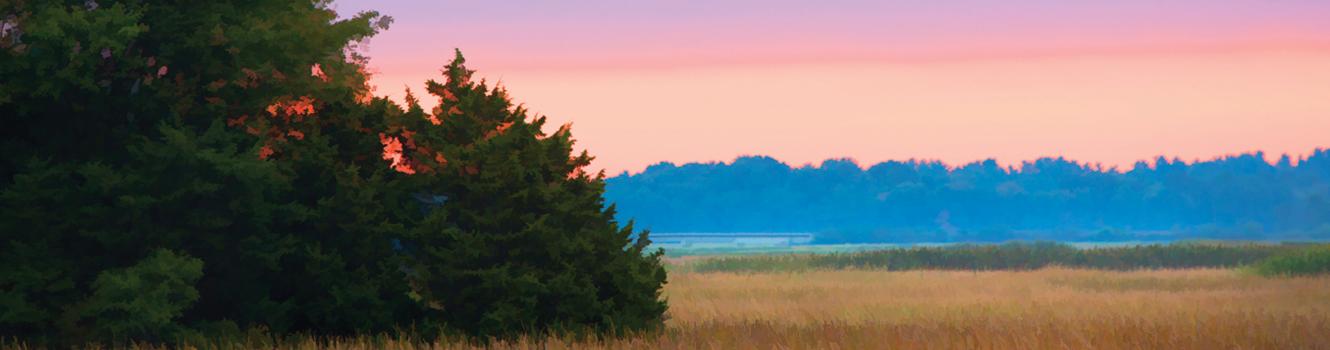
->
[13,262,1326,350]
[650,267,1329,349]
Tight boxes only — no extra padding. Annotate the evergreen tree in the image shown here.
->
[1,0,667,347]
[384,51,669,341]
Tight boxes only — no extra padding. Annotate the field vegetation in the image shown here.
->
[1245,243,1330,277]
[7,244,1328,350]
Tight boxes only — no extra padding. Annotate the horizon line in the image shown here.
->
[612,147,1329,177]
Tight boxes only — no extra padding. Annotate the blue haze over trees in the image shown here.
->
[603,149,1330,244]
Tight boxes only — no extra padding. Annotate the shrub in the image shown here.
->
[1247,244,1330,277]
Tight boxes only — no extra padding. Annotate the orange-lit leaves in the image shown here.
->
[355,84,376,105]
[266,95,317,122]
[232,95,321,162]
[288,97,316,116]
[311,63,329,82]
[380,130,443,174]
[417,105,463,128]
[424,80,454,101]
[227,115,248,126]
[380,133,412,174]
[484,122,514,140]
[442,88,457,102]
[377,128,454,175]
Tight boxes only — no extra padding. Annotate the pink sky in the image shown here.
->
[333,0,1330,175]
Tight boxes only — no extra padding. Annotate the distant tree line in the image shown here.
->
[603,149,1330,243]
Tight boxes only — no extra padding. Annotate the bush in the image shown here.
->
[1247,245,1330,277]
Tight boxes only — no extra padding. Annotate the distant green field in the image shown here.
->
[652,243,924,258]
[654,240,1327,274]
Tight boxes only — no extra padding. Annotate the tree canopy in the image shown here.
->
[1,0,667,348]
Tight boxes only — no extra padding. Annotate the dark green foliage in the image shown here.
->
[2,0,666,347]
[2,0,407,347]
[80,249,204,344]
[683,241,1320,274]
[1247,244,1330,277]
[382,53,669,342]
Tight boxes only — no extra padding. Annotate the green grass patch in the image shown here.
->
[677,241,1326,274]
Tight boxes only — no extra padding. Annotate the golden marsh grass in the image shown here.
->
[7,266,1329,349]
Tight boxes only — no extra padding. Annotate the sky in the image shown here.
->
[331,0,1330,176]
